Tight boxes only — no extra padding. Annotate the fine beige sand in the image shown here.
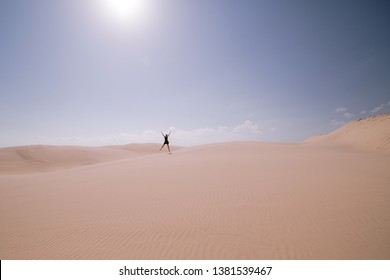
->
[1,114,389,259]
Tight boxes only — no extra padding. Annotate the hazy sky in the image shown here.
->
[1,0,389,146]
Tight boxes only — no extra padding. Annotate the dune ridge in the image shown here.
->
[0,143,176,174]
[304,113,390,154]
[0,116,389,259]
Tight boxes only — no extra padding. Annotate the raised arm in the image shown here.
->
[168,131,171,136]
[161,131,165,137]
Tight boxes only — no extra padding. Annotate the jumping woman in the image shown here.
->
[160,131,171,153]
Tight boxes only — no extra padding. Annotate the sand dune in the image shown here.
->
[305,113,390,154]
[0,143,166,174]
[0,117,389,259]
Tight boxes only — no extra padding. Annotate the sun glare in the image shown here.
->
[102,0,149,23]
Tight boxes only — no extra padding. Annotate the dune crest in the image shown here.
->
[304,113,390,154]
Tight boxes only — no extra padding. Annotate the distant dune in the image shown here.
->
[0,143,175,174]
[0,116,389,259]
[304,113,390,154]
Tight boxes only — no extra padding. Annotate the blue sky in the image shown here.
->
[1,0,389,147]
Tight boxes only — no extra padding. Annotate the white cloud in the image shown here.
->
[339,101,390,121]
[335,107,347,113]
[331,119,345,126]
[172,121,262,145]
[232,120,262,135]
[41,120,265,147]
[370,104,385,113]
[344,112,354,119]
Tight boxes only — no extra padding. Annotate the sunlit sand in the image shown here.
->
[1,114,389,259]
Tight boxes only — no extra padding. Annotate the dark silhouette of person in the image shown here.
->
[160,131,171,153]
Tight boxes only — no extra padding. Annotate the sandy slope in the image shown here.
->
[0,117,389,259]
[0,143,165,174]
[305,113,390,154]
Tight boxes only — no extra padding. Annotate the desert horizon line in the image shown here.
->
[1,113,389,149]
[1,111,389,259]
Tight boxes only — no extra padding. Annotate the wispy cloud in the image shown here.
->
[370,104,385,113]
[335,107,347,113]
[171,120,263,145]
[41,120,265,146]
[336,101,390,120]
[232,120,262,135]
[331,119,345,126]
[332,107,353,126]
[344,112,354,119]
[359,101,390,115]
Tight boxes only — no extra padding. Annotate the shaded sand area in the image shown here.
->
[1,115,389,259]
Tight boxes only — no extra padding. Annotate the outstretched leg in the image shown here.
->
[160,143,166,151]
[167,144,171,153]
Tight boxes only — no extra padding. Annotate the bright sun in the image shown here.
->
[102,0,148,23]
